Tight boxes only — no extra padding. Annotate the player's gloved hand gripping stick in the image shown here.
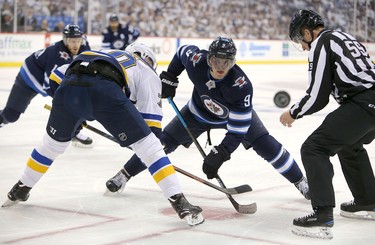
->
[166,98,257,214]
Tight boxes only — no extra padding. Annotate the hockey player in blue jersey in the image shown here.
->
[106,37,311,200]
[0,24,93,147]
[2,47,204,226]
[101,14,140,50]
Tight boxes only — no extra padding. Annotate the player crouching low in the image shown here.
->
[2,45,204,226]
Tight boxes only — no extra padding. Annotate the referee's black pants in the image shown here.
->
[301,90,375,208]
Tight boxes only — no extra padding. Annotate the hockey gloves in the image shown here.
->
[160,71,179,98]
[203,144,231,179]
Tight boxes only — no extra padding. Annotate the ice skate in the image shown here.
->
[105,169,130,194]
[2,181,31,207]
[294,176,311,200]
[340,200,375,220]
[71,132,93,148]
[169,193,204,226]
[291,207,333,239]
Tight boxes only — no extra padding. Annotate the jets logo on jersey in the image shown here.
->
[59,51,70,61]
[232,76,247,89]
[113,39,125,49]
[202,95,229,119]
[190,53,202,67]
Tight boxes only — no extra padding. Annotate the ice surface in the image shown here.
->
[1,65,374,244]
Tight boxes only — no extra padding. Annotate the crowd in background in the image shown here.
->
[1,0,374,42]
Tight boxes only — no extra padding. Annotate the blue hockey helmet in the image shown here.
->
[289,10,324,43]
[63,24,83,39]
[62,24,83,48]
[208,36,237,60]
[109,14,119,22]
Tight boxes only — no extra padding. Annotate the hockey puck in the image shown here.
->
[273,91,291,108]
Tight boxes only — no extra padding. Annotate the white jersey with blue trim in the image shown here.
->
[122,52,163,129]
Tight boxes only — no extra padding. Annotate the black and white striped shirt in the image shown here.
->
[290,30,375,119]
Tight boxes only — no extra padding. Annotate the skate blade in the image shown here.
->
[71,141,94,149]
[103,188,125,196]
[2,199,20,207]
[103,189,118,196]
[291,226,333,240]
[184,213,204,226]
[340,210,375,220]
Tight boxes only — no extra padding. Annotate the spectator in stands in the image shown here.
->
[101,13,140,50]
[48,2,59,16]
[38,19,50,32]
[1,10,13,32]
[91,12,103,34]
[53,21,65,32]
[1,0,374,43]
[19,8,38,32]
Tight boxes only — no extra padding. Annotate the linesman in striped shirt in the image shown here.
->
[280,9,375,239]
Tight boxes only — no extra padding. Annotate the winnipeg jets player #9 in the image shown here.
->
[171,44,253,152]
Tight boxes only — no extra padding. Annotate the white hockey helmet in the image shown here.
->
[125,42,157,70]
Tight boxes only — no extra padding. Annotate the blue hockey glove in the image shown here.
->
[160,71,179,98]
[202,144,231,179]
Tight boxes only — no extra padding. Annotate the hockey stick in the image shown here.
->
[167,98,257,214]
[43,104,249,195]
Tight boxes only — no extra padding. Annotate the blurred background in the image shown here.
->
[0,0,374,42]
[1,2,375,243]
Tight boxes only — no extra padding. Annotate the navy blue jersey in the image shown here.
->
[101,24,140,50]
[167,45,253,151]
[20,38,90,97]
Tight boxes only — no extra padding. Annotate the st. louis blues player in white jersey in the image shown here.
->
[106,37,311,200]
[0,24,93,147]
[49,42,163,145]
[3,45,204,226]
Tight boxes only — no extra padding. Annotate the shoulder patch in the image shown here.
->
[59,51,70,61]
[232,76,247,88]
[190,52,203,67]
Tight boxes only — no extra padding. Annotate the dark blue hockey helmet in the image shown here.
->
[62,24,83,46]
[208,36,237,60]
[109,14,119,22]
[62,24,83,39]
[289,10,324,43]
